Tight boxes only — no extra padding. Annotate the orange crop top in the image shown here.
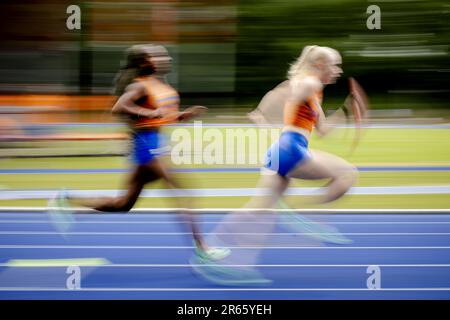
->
[132,77,180,129]
[284,91,323,132]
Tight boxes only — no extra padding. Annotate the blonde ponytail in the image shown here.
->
[287,45,317,80]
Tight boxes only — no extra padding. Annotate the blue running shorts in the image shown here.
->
[264,131,311,177]
[131,130,169,165]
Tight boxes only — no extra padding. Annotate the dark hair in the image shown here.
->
[113,44,168,96]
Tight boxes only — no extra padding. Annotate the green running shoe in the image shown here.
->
[278,200,353,244]
[194,241,231,261]
[47,189,75,234]
[190,254,272,286]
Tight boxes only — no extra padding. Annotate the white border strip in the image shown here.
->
[1,245,450,249]
[1,231,450,236]
[1,207,450,214]
[2,220,450,224]
[2,186,450,200]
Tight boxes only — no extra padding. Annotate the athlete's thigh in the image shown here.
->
[121,165,148,203]
[287,149,353,180]
[142,156,185,191]
[139,157,169,183]
[310,149,356,172]
[258,171,290,195]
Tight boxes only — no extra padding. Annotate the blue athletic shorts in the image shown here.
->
[131,130,169,165]
[264,131,311,177]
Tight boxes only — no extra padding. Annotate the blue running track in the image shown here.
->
[0,211,450,300]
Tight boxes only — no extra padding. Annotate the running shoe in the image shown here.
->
[194,241,231,261]
[190,254,272,286]
[278,201,353,244]
[47,189,75,233]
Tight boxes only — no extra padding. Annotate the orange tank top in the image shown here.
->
[284,91,323,132]
[132,77,180,129]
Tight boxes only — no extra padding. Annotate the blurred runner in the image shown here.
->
[192,45,367,285]
[48,44,229,261]
[253,45,359,207]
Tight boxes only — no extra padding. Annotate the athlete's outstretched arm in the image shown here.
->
[177,105,207,121]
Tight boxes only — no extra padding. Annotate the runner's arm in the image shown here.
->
[111,82,161,118]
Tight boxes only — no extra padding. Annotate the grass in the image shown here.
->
[1,171,450,190]
[1,127,449,209]
[2,128,450,165]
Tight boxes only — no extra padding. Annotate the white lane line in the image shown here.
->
[2,264,450,268]
[1,287,450,292]
[1,231,450,236]
[2,220,450,224]
[1,207,450,213]
[1,245,450,249]
[2,185,450,200]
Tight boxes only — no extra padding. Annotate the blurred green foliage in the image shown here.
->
[0,0,448,110]
[236,0,449,107]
